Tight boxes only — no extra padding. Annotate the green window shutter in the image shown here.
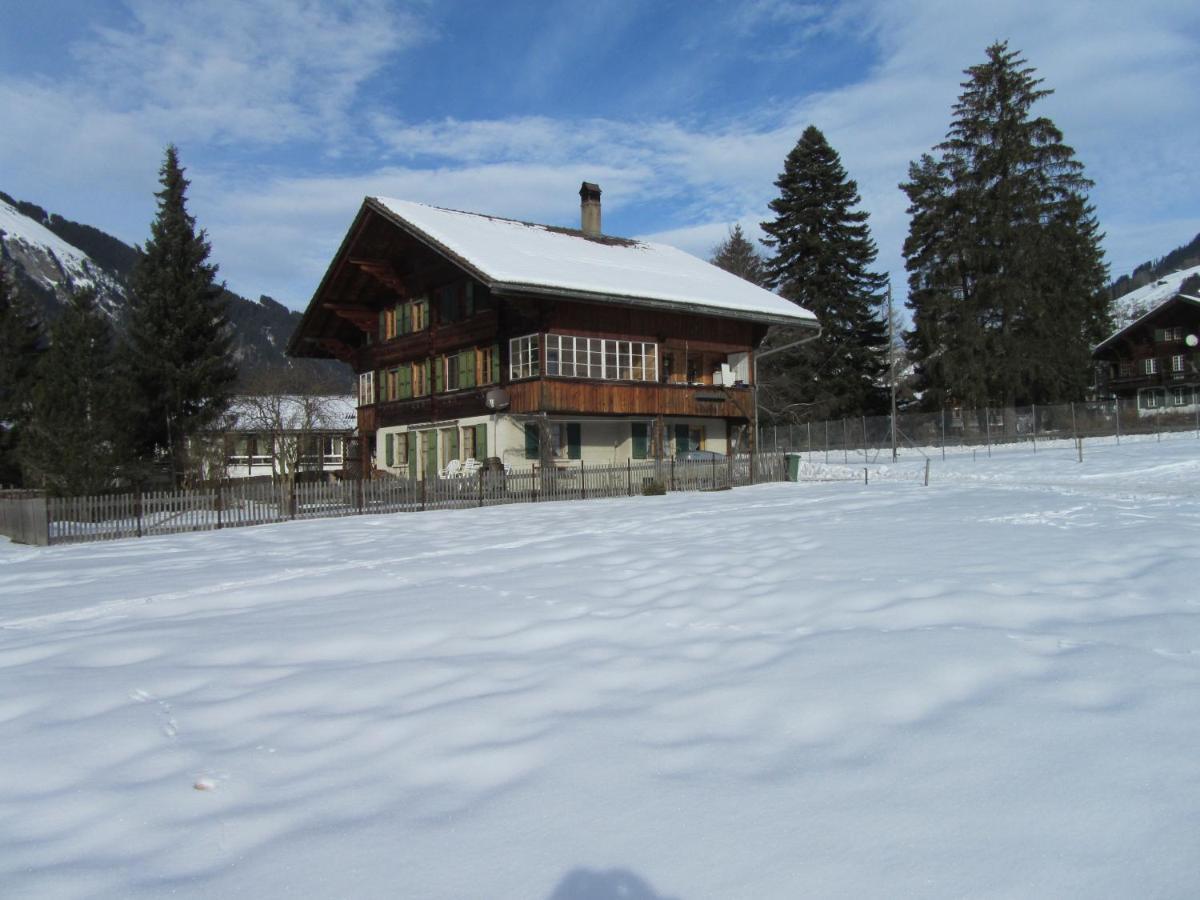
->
[567,422,581,459]
[406,433,416,470]
[448,429,459,462]
[378,309,387,341]
[460,349,476,388]
[1154,328,1165,342]
[475,423,488,460]
[524,423,539,459]
[631,422,648,459]
[399,302,410,335]
[674,424,690,453]
[491,344,500,384]
[433,357,443,393]
[425,432,438,478]
[398,365,411,398]
[385,433,395,466]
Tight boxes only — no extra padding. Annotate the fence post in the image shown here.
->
[670,457,676,492]
[1115,398,1121,444]
[627,458,632,496]
[985,408,992,457]
[864,467,868,485]
[216,482,223,529]
[824,420,830,464]
[940,409,946,461]
[478,468,484,508]
[1032,403,1037,453]
[842,419,848,464]
[807,422,812,462]
[420,475,426,511]
[580,461,585,500]
[711,452,717,489]
[135,489,143,538]
[924,458,930,486]
[862,415,867,462]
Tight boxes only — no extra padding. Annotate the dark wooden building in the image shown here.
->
[287,185,817,477]
[1093,293,1200,413]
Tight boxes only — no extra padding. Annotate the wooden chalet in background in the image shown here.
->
[287,183,817,477]
[1093,292,1200,414]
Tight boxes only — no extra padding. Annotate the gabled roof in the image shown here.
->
[1094,292,1200,354]
[367,197,817,327]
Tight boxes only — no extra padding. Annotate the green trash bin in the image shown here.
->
[785,452,802,482]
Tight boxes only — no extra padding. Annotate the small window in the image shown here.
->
[1171,354,1185,372]
[1170,387,1191,407]
[1143,358,1159,375]
[1118,361,1134,377]
[1140,389,1164,409]
[510,335,540,379]
[358,371,375,406]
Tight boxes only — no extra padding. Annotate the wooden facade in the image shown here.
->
[288,197,814,473]
[1094,295,1200,413]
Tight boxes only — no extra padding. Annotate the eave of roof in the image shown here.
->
[1093,293,1200,354]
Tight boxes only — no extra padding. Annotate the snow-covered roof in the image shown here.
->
[1110,264,1200,329]
[369,197,817,327]
[1096,286,1200,352]
[221,396,357,432]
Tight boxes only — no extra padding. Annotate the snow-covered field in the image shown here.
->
[2,437,1199,899]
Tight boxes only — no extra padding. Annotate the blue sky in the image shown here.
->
[2,0,1198,310]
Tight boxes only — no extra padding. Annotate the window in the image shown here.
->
[462,426,475,461]
[1171,354,1185,372]
[382,366,403,402]
[1144,358,1159,375]
[1155,326,1184,343]
[631,422,649,459]
[412,360,428,396]
[442,349,477,392]
[358,371,375,406]
[543,335,657,382]
[1118,361,1134,377]
[1171,387,1191,407]
[673,423,704,454]
[379,306,398,341]
[1139,389,1164,409]
[440,427,459,467]
[510,335,540,379]
[324,436,344,464]
[477,345,497,385]
[410,297,428,332]
[523,421,579,459]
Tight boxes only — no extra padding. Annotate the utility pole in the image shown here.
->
[887,280,898,462]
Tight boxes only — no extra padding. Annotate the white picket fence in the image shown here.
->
[3,453,787,546]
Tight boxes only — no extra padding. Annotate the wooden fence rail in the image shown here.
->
[0,453,787,547]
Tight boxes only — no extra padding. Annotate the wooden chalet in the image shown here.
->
[1093,292,1200,414]
[287,184,818,477]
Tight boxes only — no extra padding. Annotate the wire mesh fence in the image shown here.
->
[757,398,1200,461]
[3,452,789,547]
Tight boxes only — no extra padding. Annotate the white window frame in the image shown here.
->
[1139,388,1164,410]
[1170,387,1190,407]
[509,334,540,380]
[1143,358,1159,375]
[1171,354,1185,372]
[544,334,658,382]
[358,371,375,407]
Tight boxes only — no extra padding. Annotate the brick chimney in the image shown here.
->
[579,182,601,236]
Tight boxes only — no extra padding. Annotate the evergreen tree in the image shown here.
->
[710,224,767,286]
[901,42,1110,411]
[0,263,43,486]
[125,145,236,485]
[760,125,889,421]
[19,290,121,495]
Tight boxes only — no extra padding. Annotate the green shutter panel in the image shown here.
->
[460,349,476,388]
[385,433,395,467]
[674,424,690,454]
[378,309,387,341]
[475,423,488,460]
[399,302,410,335]
[567,423,581,459]
[433,356,444,393]
[448,429,459,462]
[524,423,539,459]
[491,344,500,384]
[398,365,411,398]
[407,432,416,471]
[631,423,648,459]
[425,431,438,478]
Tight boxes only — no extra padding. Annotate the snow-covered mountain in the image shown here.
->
[1110,263,1200,330]
[0,192,349,390]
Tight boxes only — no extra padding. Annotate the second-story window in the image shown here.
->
[1171,354,1185,372]
[545,335,657,381]
[358,371,375,407]
[510,335,540,379]
[1144,358,1159,375]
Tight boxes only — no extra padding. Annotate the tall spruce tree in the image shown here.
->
[19,290,121,495]
[0,263,43,487]
[901,42,1110,411]
[760,125,889,421]
[710,224,767,286]
[125,145,236,485]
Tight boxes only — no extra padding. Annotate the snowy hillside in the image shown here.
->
[1110,262,1200,329]
[0,196,125,316]
[2,437,1199,898]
